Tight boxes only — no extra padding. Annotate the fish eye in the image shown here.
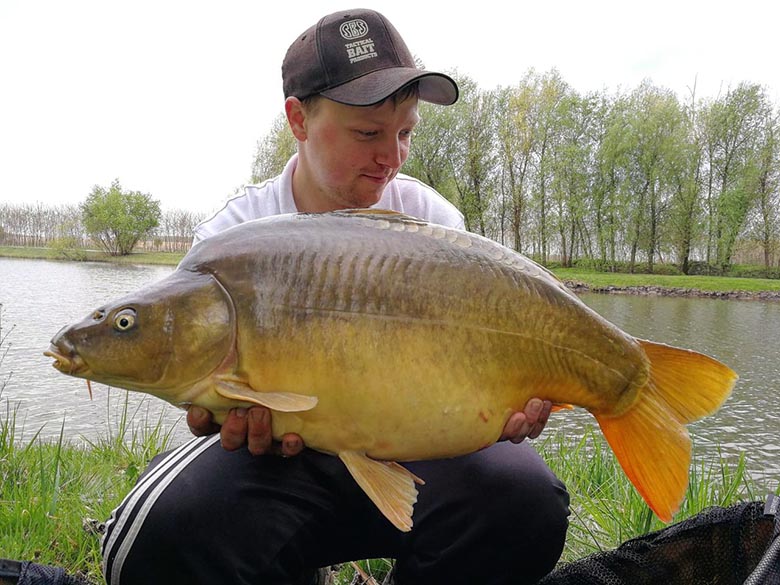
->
[113,309,137,332]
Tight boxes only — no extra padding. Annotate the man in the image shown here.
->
[101,9,570,585]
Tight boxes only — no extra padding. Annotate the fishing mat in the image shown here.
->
[539,495,780,585]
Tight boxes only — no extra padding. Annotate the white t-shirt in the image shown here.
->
[193,154,465,243]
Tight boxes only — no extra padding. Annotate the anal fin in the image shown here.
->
[339,451,422,532]
[215,379,318,412]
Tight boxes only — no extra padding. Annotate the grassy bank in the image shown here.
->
[0,398,758,583]
[0,246,183,266]
[555,267,780,295]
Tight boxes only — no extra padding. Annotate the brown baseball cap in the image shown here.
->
[282,9,458,106]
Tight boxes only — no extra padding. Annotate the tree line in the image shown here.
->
[0,192,204,254]
[253,69,780,276]
[3,70,778,272]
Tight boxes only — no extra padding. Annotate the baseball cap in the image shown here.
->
[282,9,458,106]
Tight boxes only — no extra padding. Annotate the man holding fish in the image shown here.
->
[100,8,571,585]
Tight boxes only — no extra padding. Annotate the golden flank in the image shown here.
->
[46,210,737,531]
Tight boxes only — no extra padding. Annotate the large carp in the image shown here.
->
[46,210,736,531]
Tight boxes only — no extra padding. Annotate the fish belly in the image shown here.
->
[238,309,642,461]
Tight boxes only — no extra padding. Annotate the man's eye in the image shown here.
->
[357,130,378,137]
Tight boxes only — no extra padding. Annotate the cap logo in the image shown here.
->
[339,19,369,39]
[338,18,377,64]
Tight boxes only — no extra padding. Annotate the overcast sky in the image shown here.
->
[1,0,778,214]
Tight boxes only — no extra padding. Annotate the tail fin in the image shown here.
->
[595,340,737,522]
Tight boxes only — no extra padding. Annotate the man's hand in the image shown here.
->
[187,405,305,457]
[500,398,552,443]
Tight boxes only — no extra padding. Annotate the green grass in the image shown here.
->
[0,245,183,266]
[552,267,780,294]
[0,391,178,583]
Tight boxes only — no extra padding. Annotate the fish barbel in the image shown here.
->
[45,210,737,531]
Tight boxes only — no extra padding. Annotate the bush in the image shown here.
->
[725,264,780,279]
[49,237,87,261]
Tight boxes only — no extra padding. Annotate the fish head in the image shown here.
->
[46,270,234,401]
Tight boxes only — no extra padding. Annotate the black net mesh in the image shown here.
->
[16,562,91,585]
[540,497,780,585]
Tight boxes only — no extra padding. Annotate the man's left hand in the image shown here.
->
[500,398,552,443]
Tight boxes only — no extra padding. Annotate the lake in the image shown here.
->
[1,256,778,489]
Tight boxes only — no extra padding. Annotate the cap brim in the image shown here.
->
[320,69,458,106]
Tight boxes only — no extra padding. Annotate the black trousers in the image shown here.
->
[103,435,570,585]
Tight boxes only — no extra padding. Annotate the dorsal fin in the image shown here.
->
[333,209,425,223]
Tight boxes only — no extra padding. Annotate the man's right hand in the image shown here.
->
[187,405,305,457]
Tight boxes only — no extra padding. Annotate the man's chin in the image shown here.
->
[346,191,385,209]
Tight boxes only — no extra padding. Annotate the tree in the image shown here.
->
[622,82,687,273]
[404,96,460,200]
[495,75,541,253]
[701,83,768,272]
[549,90,598,267]
[444,76,499,236]
[250,113,297,183]
[746,108,780,273]
[81,179,161,256]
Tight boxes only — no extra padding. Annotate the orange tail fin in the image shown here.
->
[595,340,737,522]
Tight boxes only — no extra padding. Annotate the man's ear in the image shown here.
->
[285,97,307,141]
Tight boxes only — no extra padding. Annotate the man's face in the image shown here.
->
[292,95,420,212]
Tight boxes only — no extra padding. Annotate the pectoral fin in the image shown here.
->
[215,379,318,412]
[338,451,423,532]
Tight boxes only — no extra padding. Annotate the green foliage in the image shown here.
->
[250,114,297,183]
[80,179,161,256]
[49,236,88,261]
[410,74,780,272]
[723,263,780,279]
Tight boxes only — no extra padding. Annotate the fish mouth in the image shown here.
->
[44,346,87,376]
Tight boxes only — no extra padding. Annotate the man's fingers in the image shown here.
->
[247,407,273,456]
[500,412,528,443]
[526,399,552,440]
[280,433,304,457]
[499,398,554,443]
[187,405,220,437]
[220,408,249,451]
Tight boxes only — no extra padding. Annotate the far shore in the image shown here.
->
[2,245,780,301]
[563,280,780,302]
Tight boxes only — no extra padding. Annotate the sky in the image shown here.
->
[1,0,778,214]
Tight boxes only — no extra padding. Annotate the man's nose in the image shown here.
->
[375,135,404,168]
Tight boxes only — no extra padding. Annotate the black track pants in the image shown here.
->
[102,435,570,585]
